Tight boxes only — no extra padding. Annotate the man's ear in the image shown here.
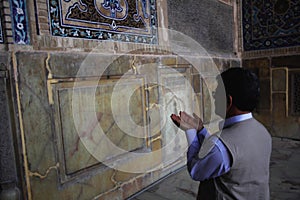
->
[227,95,233,108]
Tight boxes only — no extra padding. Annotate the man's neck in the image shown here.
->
[226,105,250,119]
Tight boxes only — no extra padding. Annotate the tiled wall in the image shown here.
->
[47,0,157,44]
[242,0,300,51]
[240,0,300,140]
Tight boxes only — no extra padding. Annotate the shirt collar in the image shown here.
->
[223,113,253,128]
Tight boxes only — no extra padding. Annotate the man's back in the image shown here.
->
[199,118,272,200]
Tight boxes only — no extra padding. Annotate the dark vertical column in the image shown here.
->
[0,61,21,200]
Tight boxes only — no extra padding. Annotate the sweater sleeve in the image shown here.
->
[185,128,231,181]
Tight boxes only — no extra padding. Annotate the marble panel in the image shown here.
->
[14,52,166,199]
[202,76,220,124]
[158,67,193,164]
[48,0,158,44]
[52,77,147,181]
[272,69,286,91]
[16,52,57,172]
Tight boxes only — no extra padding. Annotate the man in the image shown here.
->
[171,67,272,200]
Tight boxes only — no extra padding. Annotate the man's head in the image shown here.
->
[222,67,260,111]
[214,67,260,117]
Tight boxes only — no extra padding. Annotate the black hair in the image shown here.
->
[221,67,260,112]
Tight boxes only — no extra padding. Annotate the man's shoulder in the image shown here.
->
[229,117,267,130]
[221,117,271,138]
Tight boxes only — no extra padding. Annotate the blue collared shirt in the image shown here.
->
[185,113,253,181]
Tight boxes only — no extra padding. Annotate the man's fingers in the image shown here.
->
[179,121,190,131]
[193,113,202,121]
[192,113,204,131]
[170,114,190,130]
[180,111,193,123]
[172,111,204,131]
[170,114,181,127]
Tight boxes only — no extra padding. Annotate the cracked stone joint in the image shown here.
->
[29,163,59,179]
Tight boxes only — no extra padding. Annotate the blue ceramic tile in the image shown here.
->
[242,0,300,51]
[10,0,30,44]
[49,0,158,44]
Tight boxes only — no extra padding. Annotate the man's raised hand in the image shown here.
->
[170,111,204,131]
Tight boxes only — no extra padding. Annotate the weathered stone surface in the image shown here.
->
[104,55,135,76]
[272,93,287,122]
[16,52,56,172]
[212,58,230,72]
[48,53,123,78]
[202,76,220,123]
[167,0,234,56]
[0,186,20,200]
[194,94,203,120]
[243,58,270,74]
[0,77,17,183]
[230,59,241,68]
[257,79,271,110]
[272,93,300,139]
[13,50,201,199]
[12,49,300,200]
[272,55,300,68]
[192,74,201,93]
[160,56,176,66]
[0,52,21,199]
[272,69,286,91]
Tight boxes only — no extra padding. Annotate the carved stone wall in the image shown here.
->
[239,0,300,140]
[243,56,300,140]
[0,54,21,199]
[0,14,3,43]
[11,51,240,199]
[0,0,239,199]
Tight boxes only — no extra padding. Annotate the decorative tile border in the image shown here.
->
[48,0,158,44]
[9,0,30,44]
[242,0,300,51]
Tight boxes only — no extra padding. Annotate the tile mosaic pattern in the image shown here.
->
[242,0,300,51]
[49,0,158,44]
[0,15,3,43]
[10,0,30,44]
